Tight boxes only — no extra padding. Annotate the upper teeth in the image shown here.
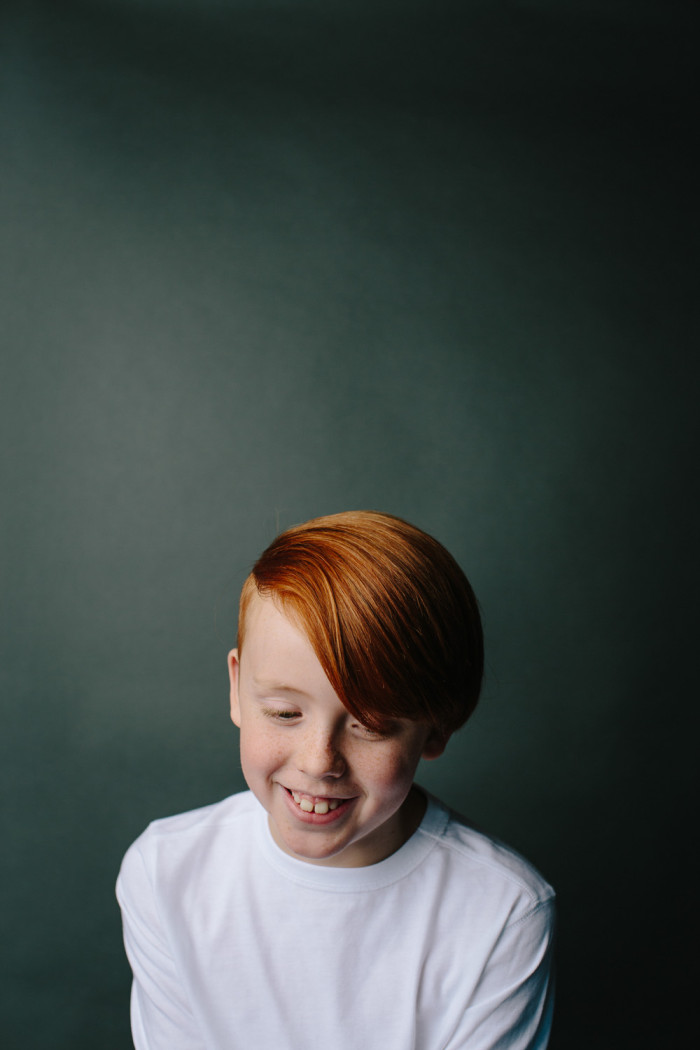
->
[292,792,340,814]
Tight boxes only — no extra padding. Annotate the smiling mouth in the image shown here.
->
[284,787,351,816]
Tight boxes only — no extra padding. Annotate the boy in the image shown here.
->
[117,511,555,1049]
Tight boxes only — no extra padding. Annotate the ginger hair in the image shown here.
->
[237,511,483,736]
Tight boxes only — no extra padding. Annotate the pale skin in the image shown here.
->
[228,592,447,868]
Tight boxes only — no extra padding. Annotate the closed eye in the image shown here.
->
[262,707,301,721]
[352,722,391,739]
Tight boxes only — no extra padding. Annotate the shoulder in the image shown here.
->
[418,794,555,927]
[118,791,258,892]
[137,789,256,841]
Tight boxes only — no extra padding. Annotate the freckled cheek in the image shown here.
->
[359,745,417,796]
[240,730,289,779]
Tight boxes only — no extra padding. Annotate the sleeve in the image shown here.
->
[116,837,207,1050]
[445,896,556,1050]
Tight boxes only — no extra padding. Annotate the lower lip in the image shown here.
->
[280,786,355,825]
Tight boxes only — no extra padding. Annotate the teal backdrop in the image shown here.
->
[1,1,696,1047]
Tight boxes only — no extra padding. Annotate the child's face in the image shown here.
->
[229,592,444,867]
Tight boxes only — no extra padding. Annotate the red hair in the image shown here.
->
[237,511,483,736]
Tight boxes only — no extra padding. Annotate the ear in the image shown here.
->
[422,727,448,761]
[228,649,241,727]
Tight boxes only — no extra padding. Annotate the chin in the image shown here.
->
[280,830,347,861]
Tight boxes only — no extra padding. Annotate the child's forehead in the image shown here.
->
[245,590,307,642]
[241,594,331,683]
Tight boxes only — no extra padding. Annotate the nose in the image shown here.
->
[295,725,346,780]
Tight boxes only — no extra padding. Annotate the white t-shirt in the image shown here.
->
[117,790,555,1050]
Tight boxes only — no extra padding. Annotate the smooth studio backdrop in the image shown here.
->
[1,1,696,1047]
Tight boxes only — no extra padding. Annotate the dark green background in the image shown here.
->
[1,1,696,1046]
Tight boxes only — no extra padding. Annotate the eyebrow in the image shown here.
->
[250,679,312,698]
